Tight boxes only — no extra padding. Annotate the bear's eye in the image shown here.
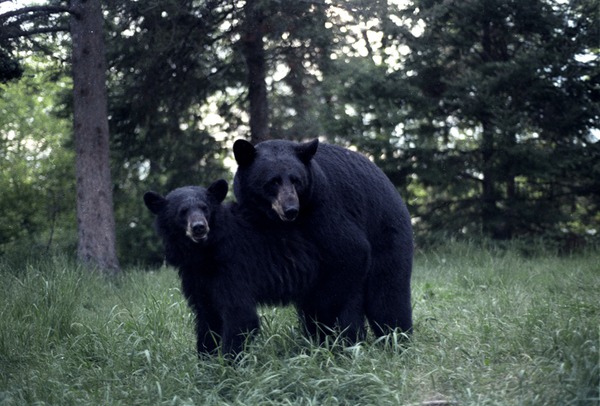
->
[289,175,301,186]
[178,207,189,217]
[198,203,208,212]
[265,177,281,189]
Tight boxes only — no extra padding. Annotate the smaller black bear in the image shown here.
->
[143,180,318,356]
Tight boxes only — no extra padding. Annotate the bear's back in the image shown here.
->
[310,143,411,237]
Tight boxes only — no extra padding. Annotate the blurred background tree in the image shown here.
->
[0,55,74,259]
[320,0,600,243]
[1,0,598,266]
[1,0,120,271]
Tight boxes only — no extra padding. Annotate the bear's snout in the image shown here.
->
[272,184,300,222]
[192,222,207,234]
[283,206,299,221]
[186,214,209,243]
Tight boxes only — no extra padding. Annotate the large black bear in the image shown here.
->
[233,139,413,341]
[144,180,319,356]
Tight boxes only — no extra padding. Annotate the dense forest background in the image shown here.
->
[1,0,599,267]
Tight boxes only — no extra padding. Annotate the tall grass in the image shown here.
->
[0,243,598,405]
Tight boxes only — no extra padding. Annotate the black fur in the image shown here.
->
[144,180,319,356]
[233,139,413,342]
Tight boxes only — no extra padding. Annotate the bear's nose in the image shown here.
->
[187,220,209,243]
[283,207,299,221]
[192,222,207,234]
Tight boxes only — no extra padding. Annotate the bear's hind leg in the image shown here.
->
[337,291,367,343]
[365,247,413,338]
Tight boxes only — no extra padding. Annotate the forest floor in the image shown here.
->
[0,242,598,405]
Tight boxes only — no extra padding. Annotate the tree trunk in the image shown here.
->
[502,132,517,239]
[70,0,119,272]
[480,121,498,237]
[285,49,311,139]
[241,0,270,143]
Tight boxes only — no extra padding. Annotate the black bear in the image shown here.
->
[233,139,413,341]
[144,180,319,356]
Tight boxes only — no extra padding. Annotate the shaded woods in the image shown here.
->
[1,0,598,268]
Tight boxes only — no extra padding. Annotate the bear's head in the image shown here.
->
[233,139,318,223]
[144,179,228,244]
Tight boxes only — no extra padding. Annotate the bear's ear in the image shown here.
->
[144,191,167,215]
[233,139,256,167]
[208,179,228,203]
[296,139,318,164]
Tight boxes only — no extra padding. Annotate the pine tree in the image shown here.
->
[328,0,600,240]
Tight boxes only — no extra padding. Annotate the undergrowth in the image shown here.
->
[0,242,598,405]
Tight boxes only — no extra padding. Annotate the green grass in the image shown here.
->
[0,243,598,405]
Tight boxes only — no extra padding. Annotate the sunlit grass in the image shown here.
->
[0,242,598,404]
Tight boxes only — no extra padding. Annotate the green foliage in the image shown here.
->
[102,0,235,265]
[0,243,598,404]
[0,57,75,257]
[262,0,334,139]
[0,11,24,84]
[2,0,599,264]
[0,48,23,83]
[323,0,600,241]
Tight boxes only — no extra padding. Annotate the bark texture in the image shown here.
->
[70,0,119,272]
[241,0,270,143]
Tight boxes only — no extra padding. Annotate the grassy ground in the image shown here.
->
[0,243,598,405]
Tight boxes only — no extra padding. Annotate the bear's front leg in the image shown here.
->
[194,307,222,356]
[179,270,222,355]
[299,220,371,344]
[220,307,260,357]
